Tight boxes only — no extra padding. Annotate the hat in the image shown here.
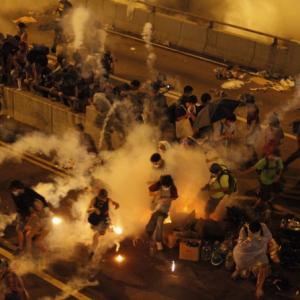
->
[9,180,24,190]
[210,163,222,174]
[150,153,161,163]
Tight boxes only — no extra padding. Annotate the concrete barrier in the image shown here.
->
[178,21,208,52]
[152,13,182,45]
[102,0,117,25]
[203,29,257,66]
[13,91,52,133]
[113,2,131,32]
[3,88,85,135]
[78,0,300,75]
[126,7,150,35]
[1,87,14,116]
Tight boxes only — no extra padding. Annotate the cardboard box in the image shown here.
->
[179,239,201,262]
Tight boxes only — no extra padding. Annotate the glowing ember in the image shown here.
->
[115,254,125,263]
[171,260,176,272]
[113,226,123,235]
[51,216,62,225]
[164,216,172,224]
[115,242,120,252]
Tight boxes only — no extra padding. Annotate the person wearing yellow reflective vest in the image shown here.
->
[203,163,236,219]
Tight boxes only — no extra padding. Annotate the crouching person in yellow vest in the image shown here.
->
[202,163,237,219]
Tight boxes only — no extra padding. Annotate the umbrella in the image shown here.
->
[13,16,38,24]
[193,99,240,131]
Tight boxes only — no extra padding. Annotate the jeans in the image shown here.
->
[145,211,167,242]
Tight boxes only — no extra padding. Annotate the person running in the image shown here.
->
[146,175,178,251]
[87,188,119,257]
[0,258,29,300]
[202,163,237,219]
[241,150,283,208]
[263,114,284,155]
[24,199,50,256]
[232,221,280,298]
[9,180,49,253]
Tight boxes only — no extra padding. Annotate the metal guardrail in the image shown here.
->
[135,0,290,45]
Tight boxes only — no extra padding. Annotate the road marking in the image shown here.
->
[0,247,92,300]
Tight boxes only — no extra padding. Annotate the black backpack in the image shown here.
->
[217,167,237,194]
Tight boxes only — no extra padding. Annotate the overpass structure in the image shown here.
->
[72,0,300,75]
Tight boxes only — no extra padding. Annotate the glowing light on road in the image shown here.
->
[113,226,123,235]
[52,216,62,225]
[115,254,125,263]
[164,216,172,224]
[115,242,120,252]
[171,260,176,272]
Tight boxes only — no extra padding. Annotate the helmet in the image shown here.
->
[210,163,222,175]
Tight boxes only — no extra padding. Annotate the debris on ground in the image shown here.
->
[221,80,245,90]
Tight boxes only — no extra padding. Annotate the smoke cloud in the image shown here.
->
[72,7,90,50]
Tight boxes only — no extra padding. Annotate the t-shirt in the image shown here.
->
[11,188,47,218]
[255,157,283,185]
[209,174,229,199]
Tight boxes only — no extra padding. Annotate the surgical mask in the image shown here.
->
[12,190,22,196]
[153,162,161,169]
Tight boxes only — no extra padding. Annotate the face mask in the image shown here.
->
[12,190,21,196]
[153,162,161,169]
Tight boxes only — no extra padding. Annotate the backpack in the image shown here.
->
[217,167,237,194]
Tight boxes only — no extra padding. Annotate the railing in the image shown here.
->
[135,0,290,45]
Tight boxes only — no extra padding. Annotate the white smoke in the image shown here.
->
[72,7,90,50]
[142,22,157,77]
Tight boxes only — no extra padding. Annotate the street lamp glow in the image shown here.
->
[52,216,62,225]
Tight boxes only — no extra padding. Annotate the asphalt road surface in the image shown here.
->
[0,143,299,300]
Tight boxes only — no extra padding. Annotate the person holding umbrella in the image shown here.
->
[193,98,240,140]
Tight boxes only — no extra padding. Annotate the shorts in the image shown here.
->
[259,182,280,202]
[92,219,109,235]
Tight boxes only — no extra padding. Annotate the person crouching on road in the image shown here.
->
[87,188,119,258]
[146,175,178,251]
[9,180,49,253]
[0,258,29,300]
[232,221,280,299]
[202,163,236,220]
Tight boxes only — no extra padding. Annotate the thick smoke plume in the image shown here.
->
[142,22,157,77]
[72,7,90,49]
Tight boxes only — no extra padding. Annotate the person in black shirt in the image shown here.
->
[87,188,119,257]
[9,180,48,252]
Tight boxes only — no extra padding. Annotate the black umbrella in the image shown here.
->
[193,99,240,131]
[211,99,240,122]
